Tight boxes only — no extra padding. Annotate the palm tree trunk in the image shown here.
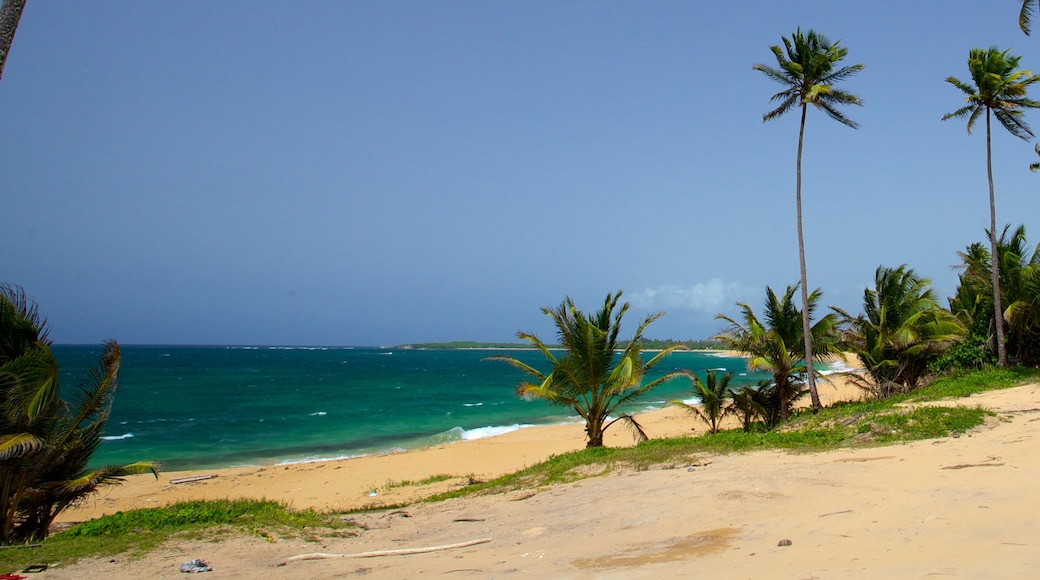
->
[986,110,1009,367]
[585,414,604,447]
[0,0,27,82]
[797,105,822,412]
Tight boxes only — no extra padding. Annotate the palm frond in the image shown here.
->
[0,433,43,460]
[1022,0,1037,35]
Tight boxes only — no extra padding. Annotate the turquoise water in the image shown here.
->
[53,345,765,471]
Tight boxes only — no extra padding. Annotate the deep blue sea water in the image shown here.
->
[52,345,767,471]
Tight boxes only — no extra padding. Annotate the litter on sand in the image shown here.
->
[179,559,212,573]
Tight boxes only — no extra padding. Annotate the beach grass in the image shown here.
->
[0,499,355,573]
[382,473,457,490]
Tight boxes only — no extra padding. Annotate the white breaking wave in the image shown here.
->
[102,433,134,441]
[460,424,528,440]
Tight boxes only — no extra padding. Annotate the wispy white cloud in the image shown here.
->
[629,279,752,315]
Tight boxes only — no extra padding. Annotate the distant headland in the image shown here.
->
[391,339,724,350]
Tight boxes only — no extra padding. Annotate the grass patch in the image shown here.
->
[0,499,354,573]
[909,367,1035,401]
[383,474,455,490]
[868,406,994,442]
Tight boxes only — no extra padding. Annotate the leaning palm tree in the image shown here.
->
[833,266,965,398]
[753,29,864,412]
[943,46,1040,368]
[486,292,684,448]
[669,370,734,435]
[0,285,158,544]
[714,284,841,423]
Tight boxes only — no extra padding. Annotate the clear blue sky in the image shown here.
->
[1,1,1037,346]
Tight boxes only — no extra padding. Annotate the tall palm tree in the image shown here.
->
[669,370,734,435]
[714,284,841,422]
[0,285,158,544]
[0,0,27,82]
[833,265,965,398]
[753,29,864,412]
[943,46,1040,368]
[486,292,685,448]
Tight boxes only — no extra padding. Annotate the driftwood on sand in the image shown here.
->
[281,537,492,564]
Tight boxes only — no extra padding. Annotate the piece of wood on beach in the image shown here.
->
[170,474,218,485]
[281,537,493,564]
[940,456,1004,470]
[940,462,1005,470]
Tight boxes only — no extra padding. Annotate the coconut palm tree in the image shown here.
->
[669,370,734,435]
[714,284,841,423]
[0,0,27,82]
[0,285,158,544]
[753,29,864,412]
[833,266,965,398]
[943,46,1040,368]
[486,292,685,448]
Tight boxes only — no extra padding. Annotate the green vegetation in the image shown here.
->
[0,285,158,545]
[382,473,455,490]
[714,284,841,422]
[753,28,864,412]
[946,226,1040,369]
[0,499,355,572]
[395,341,535,350]
[943,46,1040,367]
[486,292,686,447]
[669,370,734,434]
[624,338,725,351]
[394,339,725,351]
[834,265,966,398]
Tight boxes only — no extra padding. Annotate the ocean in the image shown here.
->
[52,345,768,471]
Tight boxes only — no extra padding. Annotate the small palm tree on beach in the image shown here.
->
[729,383,770,432]
[753,28,863,413]
[943,46,1040,368]
[669,370,734,435]
[486,292,684,448]
[714,284,841,423]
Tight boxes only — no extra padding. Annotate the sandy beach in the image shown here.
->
[41,358,1040,578]
[57,355,865,521]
